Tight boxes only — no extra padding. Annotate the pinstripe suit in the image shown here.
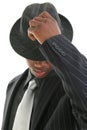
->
[2,34,87,130]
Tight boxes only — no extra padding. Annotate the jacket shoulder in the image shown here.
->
[6,68,29,94]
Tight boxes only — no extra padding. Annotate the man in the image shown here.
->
[1,2,87,130]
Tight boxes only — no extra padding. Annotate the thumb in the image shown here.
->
[27,28,36,41]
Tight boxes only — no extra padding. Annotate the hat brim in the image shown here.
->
[10,14,73,60]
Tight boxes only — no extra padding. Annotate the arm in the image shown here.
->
[28,11,87,128]
[40,34,87,128]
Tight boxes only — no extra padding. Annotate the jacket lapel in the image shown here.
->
[2,69,29,130]
[30,75,65,130]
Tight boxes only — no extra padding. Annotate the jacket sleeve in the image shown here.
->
[39,34,87,129]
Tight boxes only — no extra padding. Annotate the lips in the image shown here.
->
[33,69,46,77]
[33,68,46,73]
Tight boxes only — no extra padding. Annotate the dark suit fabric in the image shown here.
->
[2,34,87,130]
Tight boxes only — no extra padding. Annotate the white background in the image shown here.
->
[0,0,87,128]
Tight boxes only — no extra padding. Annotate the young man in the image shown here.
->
[2,2,87,130]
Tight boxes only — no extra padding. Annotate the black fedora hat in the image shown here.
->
[10,2,73,61]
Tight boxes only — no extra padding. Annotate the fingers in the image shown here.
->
[34,16,47,22]
[29,11,53,28]
[28,28,36,41]
[29,19,41,28]
[28,11,60,43]
[38,11,54,19]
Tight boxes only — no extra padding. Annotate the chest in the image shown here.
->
[4,76,78,130]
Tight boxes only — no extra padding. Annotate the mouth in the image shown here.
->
[33,69,46,77]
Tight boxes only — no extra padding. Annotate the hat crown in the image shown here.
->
[20,3,63,37]
[10,2,73,60]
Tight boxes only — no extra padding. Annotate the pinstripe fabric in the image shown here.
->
[40,34,87,129]
[2,35,87,130]
[30,73,65,130]
[44,95,76,130]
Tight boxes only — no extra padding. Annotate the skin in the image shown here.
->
[28,11,61,44]
[26,59,53,78]
[27,11,61,78]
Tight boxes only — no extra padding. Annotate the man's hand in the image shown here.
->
[28,11,61,44]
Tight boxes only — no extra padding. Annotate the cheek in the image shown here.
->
[43,64,53,72]
[26,61,34,69]
[48,65,53,71]
[28,64,34,70]
[46,63,53,69]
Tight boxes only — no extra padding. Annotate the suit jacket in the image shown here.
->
[1,34,87,130]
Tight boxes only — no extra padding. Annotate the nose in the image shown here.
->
[34,62,43,68]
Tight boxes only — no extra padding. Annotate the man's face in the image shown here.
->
[26,59,53,78]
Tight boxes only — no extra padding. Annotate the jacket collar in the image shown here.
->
[2,69,29,130]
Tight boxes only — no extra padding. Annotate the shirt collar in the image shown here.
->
[23,70,35,90]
